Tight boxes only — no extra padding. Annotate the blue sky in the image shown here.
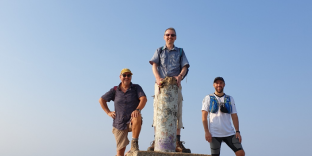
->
[1,1,311,156]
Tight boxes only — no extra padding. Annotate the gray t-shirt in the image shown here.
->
[149,45,190,78]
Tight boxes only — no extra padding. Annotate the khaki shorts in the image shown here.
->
[152,83,183,129]
[112,117,142,150]
[112,125,130,151]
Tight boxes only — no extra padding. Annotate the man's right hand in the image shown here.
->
[205,131,212,142]
[156,77,163,86]
[107,111,116,119]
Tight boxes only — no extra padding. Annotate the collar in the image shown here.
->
[118,82,133,90]
[214,93,225,98]
[163,45,178,51]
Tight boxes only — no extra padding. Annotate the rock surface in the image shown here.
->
[126,151,210,156]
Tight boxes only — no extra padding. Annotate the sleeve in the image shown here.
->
[101,88,115,102]
[202,95,210,112]
[135,85,146,98]
[149,48,160,65]
[230,96,237,114]
[181,49,190,68]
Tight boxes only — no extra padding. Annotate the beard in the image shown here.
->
[215,87,224,93]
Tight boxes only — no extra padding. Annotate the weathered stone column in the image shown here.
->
[155,77,179,152]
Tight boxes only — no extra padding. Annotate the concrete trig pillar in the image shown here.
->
[154,77,179,152]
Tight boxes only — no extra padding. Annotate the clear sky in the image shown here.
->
[1,1,311,156]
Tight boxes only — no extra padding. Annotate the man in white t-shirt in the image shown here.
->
[202,77,245,156]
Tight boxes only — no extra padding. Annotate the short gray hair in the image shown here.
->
[164,27,176,35]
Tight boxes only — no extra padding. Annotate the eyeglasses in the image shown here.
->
[122,74,132,78]
[165,34,176,37]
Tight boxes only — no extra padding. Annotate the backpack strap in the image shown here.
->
[209,94,218,113]
[158,46,164,65]
[224,94,232,113]
[113,86,117,100]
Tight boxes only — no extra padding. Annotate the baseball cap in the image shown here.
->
[120,68,133,75]
[213,77,225,83]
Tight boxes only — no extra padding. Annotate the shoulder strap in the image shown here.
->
[158,46,164,64]
[209,94,218,113]
[223,94,232,113]
[113,86,117,99]
[180,48,183,57]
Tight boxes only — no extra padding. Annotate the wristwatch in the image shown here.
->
[136,109,141,113]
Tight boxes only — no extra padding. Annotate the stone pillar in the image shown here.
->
[155,77,179,152]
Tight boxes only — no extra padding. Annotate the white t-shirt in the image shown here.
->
[202,94,237,137]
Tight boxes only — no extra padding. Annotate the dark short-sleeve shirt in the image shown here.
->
[149,45,190,78]
[101,83,146,130]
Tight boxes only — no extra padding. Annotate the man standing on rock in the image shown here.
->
[202,77,245,156]
[99,68,147,156]
[147,27,191,153]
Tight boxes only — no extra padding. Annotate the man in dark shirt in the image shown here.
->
[99,68,147,156]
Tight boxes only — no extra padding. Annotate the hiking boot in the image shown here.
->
[176,141,191,153]
[125,140,139,156]
[130,140,139,152]
[147,140,155,151]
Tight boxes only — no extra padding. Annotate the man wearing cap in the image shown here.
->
[99,68,147,156]
[201,77,245,156]
[148,27,191,153]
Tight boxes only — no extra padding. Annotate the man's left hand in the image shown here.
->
[236,132,242,143]
[131,109,140,118]
[174,75,182,87]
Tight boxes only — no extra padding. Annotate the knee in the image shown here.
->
[132,114,142,125]
[236,149,245,156]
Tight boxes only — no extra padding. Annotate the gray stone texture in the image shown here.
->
[127,151,210,156]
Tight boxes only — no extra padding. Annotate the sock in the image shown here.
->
[177,135,181,142]
[132,138,138,141]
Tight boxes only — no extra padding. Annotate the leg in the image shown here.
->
[177,85,183,130]
[147,83,159,151]
[152,83,159,128]
[177,128,181,135]
[223,135,244,156]
[131,114,142,139]
[112,127,129,156]
[175,85,191,153]
[125,114,142,154]
[116,147,126,156]
[210,137,222,156]
[235,149,245,156]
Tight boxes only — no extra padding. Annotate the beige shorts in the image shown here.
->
[152,83,183,129]
[112,117,142,150]
[112,124,131,151]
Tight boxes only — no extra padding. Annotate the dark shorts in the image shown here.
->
[210,135,243,155]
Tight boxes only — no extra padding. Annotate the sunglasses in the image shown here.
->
[165,34,176,37]
[122,74,132,78]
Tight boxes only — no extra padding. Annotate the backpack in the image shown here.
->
[209,94,232,114]
[157,46,189,80]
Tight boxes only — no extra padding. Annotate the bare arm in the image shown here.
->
[231,113,242,143]
[99,98,115,119]
[131,96,147,118]
[202,110,212,142]
[152,63,163,85]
